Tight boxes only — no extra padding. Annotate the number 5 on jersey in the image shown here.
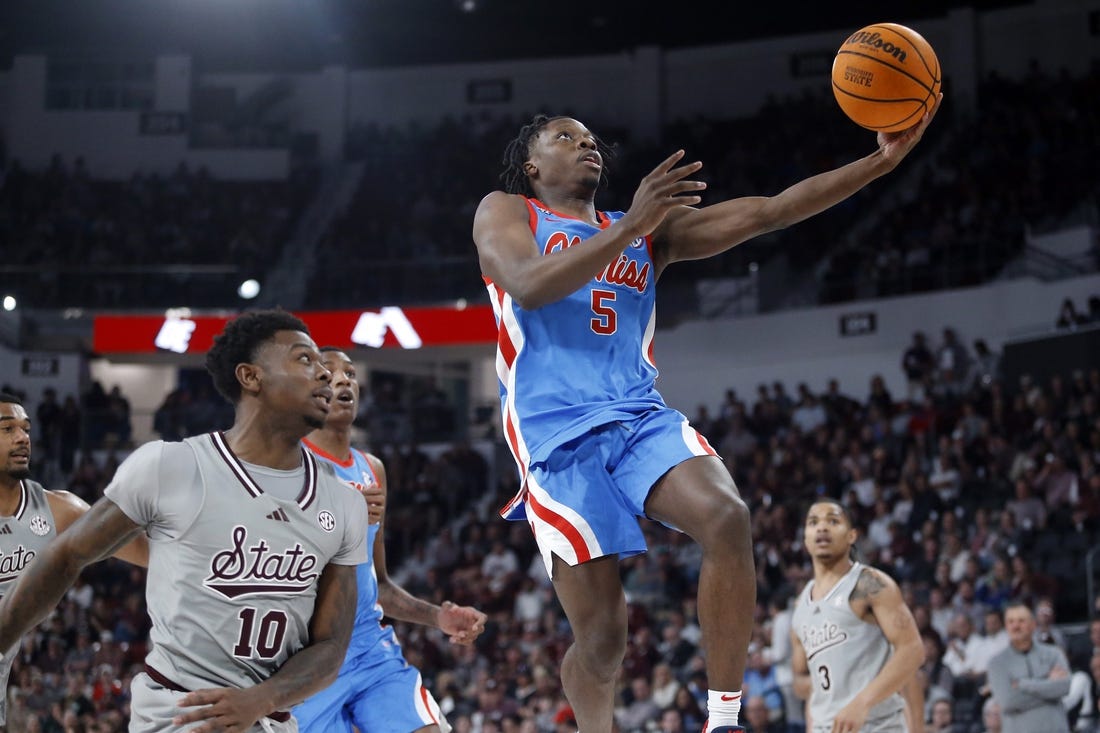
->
[590,289,617,335]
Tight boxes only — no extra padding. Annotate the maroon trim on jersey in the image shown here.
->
[210,432,263,498]
[298,450,317,510]
[14,480,28,520]
[144,665,291,722]
[210,432,318,510]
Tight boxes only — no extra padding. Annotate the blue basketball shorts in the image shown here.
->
[293,655,448,733]
[521,406,718,578]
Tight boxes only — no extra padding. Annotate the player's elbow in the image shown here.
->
[902,636,927,671]
[510,289,546,311]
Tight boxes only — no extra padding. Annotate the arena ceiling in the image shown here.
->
[1,0,1027,71]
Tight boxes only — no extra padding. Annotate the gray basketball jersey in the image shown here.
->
[117,432,367,695]
[792,562,905,732]
[0,480,58,725]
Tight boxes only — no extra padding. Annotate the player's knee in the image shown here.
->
[699,493,751,551]
[572,624,628,679]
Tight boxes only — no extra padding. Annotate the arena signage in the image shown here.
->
[93,305,497,354]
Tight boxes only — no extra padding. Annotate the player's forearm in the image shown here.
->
[765,150,894,233]
[249,639,348,711]
[851,638,925,712]
[254,564,357,711]
[378,580,440,628]
[900,675,925,733]
[506,225,646,310]
[792,671,812,700]
[0,540,88,650]
[665,150,893,263]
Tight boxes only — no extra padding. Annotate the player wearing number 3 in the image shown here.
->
[0,310,369,733]
[473,107,938,732]
[791,500,925,733]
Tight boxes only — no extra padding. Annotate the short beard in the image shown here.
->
[6,467,30,481]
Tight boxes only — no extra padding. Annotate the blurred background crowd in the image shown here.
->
[4,315,1100,732]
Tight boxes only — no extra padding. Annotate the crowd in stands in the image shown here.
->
[5,320,1100,733]
[309,62,1099,316]
[0,154,317,309]
[820,62,1100,305]
[3,63,1095,316]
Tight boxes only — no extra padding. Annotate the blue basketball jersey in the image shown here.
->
[485,197,667,519]
[299,439,398,664]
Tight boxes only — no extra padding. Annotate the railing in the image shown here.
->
[1087,545,1100,621]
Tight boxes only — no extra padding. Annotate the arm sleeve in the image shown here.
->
[329,485,369,566]
[103,441,201,540]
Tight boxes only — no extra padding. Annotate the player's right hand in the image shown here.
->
[174,686,269,732]
[620,150,706,238]
[360,485,385,525]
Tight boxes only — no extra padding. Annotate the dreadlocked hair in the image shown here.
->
[500,114,615,197]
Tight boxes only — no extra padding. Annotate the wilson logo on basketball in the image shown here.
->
[844,31,908,62]
[204,525,320,599]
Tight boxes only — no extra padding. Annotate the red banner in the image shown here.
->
[93,305,498,354]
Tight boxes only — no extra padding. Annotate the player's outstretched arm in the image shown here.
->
[831,567,925,732]
[47,489,149,567]
[0,497,143,651]
[173,562,359,733]
[473,150,704,310]
[371,457,487,644]
[653,95,941,270]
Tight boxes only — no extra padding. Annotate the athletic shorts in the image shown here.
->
[521,406,717,578]
[811,710,907,733]
[293,654,449,733]
[129,672,298,733]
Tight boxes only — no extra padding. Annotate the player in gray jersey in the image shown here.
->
[0,391,148,727]
[791,500,924,733]
[0,310,368,733]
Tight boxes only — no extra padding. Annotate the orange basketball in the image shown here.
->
[831,22,941,133]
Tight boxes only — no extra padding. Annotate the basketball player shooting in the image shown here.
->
[472,103,939,733]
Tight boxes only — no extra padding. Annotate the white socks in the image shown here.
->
[707,689,742,729]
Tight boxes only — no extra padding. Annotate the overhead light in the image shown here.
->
[2,295,15,311]
[238,279,261,300]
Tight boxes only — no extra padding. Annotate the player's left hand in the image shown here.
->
[877,91,942,166]
[831,699,870,733]
[438,600,487,645]
[173,686,270,732]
